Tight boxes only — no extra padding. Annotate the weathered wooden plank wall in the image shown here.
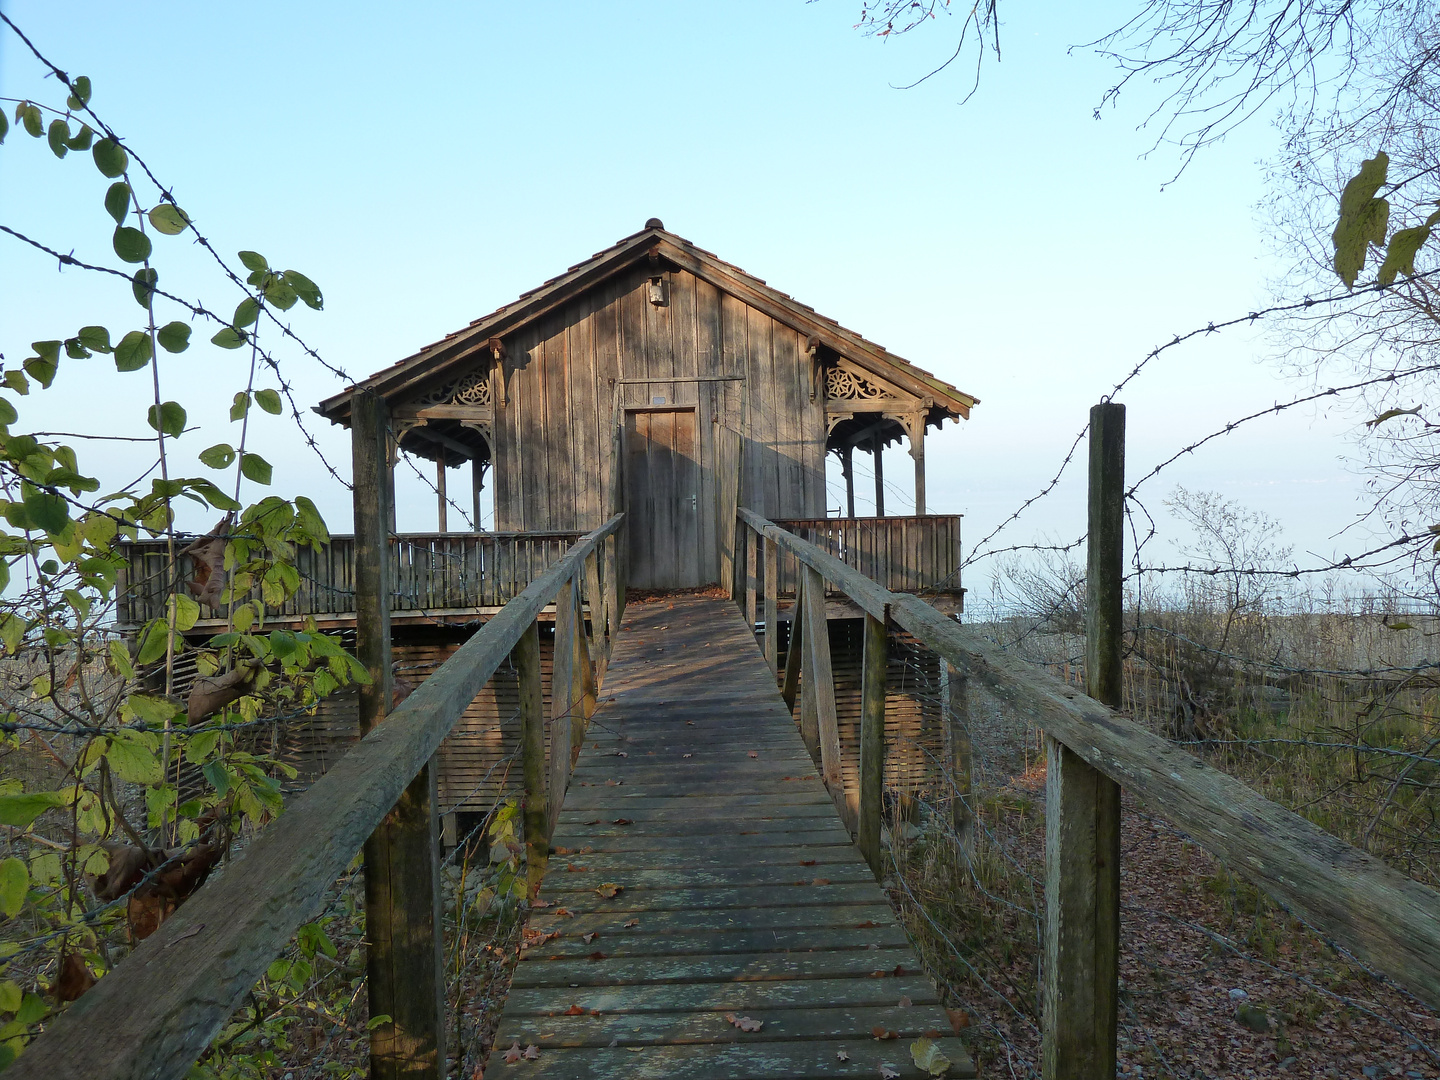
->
[490,265,827,579]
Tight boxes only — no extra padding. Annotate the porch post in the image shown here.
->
[472,460,484,530]
[842,444,855,518]
[436,457,447,533]
[912,414,926,517]
[872,435,885,518]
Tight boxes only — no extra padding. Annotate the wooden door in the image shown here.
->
[624,408,700,589]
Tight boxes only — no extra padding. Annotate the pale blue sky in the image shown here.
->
[0,2,1373,594]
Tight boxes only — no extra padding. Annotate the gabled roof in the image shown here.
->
[315,221,978,424]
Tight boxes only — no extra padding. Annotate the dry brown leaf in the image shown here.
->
[566,863,586,872]
[747,750,759,758]
[581,932,599,944]
[837,1049,850,1062]
[872,1025,898,1040]
[724,1012,764,1032]
[879,1065,900,1080]
[554,907,573,918]
[564,1004,585,1016]
[531,899,551,908]
[682,753,693,759]
[612,818,633,825]
[503,1042,522,1064]
[898,996,913,1008]
[812,877,831,886]
[595,883,623,898]
[522,1045,540,1061]
[623,919,640,928]
[945,1008,970,1032]
[800,859,817,866]
[587,950,606,961]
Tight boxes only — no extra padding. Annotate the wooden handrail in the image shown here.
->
[15,514,625,1080]
[738,506,1440,1011]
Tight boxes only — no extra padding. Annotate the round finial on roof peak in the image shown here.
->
[645,217,664,230]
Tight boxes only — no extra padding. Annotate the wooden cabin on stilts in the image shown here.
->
[117,219,978,837]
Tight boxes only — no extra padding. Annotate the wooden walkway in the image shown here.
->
[488,596,975,1079]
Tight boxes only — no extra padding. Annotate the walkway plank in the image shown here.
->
[487,597,974,1079]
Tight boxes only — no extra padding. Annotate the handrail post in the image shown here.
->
[353,390,445,1080]
[549,576,577,836]
[745,526,758,632]
[781,572,803,712]
[763,535,779,676]
[801,565,843,802]
[583,549,606,681]
[1043,401,1123,1080]
[858,608,888,877]
[515,620,548,897]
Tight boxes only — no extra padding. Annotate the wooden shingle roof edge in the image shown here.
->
[314,223,979,425]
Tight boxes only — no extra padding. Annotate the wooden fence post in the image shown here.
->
[947,664,974,853]
[549,577,576,837]
[352,390,445,1080]
[763,536,779,676]
[1043,401,1124,1080]
[583,550,606,681]
[781,576,803,713]
[515,620,548,897]
[858,609,888,878]
[573,581,596,736]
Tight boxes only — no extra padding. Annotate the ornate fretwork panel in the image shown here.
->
[452,370,492,406]
[825,366,888,401]
[396,363,493,412]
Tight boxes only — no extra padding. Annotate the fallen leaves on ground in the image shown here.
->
[581,932,599,944]
[564,1004,585,1016]
[724,1013,764,1032]
[911,1036,952,1076]
[595,883,623,898]
[879,1064,900,1079]
[872,1026,899,1040]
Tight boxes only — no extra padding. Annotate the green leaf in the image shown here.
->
[67,75,93,109]
[187,478,241,512]
[0,613,26,653]
[92,136,128,178]
[23,355,56,389]
[78,325,112,353]
[64,337,90,360]
[1378,223,1434,286]
[263,280,298,311]
[31,340,60,365]
[46,119,70,159]
[108,639,136,679]
[22,492,68,535]
[18,102,42,138]
[254,388,282,415]
[910,1037,952,1077]
[186,729,220,763]
[124,693,180,727]
[157,321,191,353]
[66,122,94,151]
[113,225,152,264]
[169,592,201,632]
[2,371,28,396]
[114,329,153,372]
[232,297,260,328]
[0,109,8,144]
[199,443,236,469]
[211,327,247,350]
[146,400,187,438]
[283,269,323,310]
[240,453,273,485]
[0,790,66,828]
[106,730,163,785]
[1332,151,1391,287]
[135,619,170,666]
[294,495,330,544]
[0,858,27,918]
[0,980,21,1013]
[148,202,191,236]
[238,250,268,272]
[230,392,250,421]
[131,267,159,307]
[202,759,229,797]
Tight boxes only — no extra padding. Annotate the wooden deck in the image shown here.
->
[489,596,974,1079]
